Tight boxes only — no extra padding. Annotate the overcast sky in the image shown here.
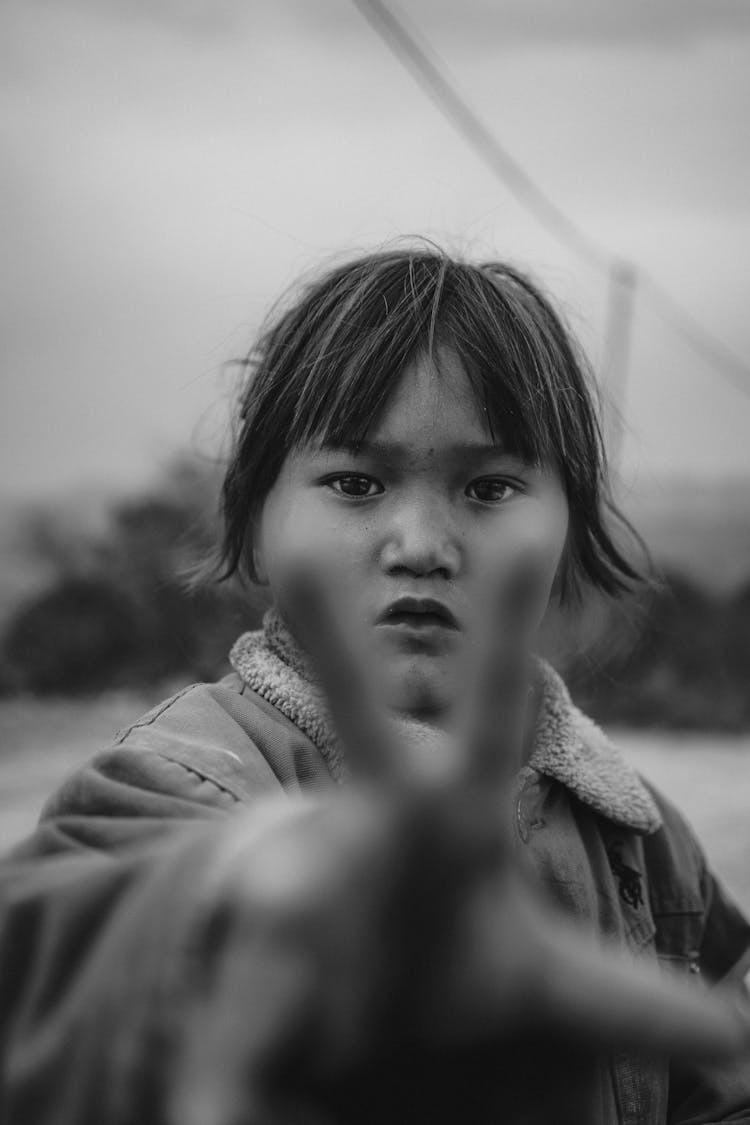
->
[2,0,749,503]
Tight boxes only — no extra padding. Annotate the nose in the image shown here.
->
[379,496,461,580]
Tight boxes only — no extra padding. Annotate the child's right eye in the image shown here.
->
[326,474,384,498]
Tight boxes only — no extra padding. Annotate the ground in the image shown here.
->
[1,692,748,914]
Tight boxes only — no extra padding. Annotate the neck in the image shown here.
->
[387,679,537,787]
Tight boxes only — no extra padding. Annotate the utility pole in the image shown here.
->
[602,260,637,471]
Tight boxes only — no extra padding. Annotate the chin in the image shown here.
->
[381,653,455,715]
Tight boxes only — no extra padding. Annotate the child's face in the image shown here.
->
[256,350,569,719]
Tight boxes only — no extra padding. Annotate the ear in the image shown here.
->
[252,542,269,586]
[549,564,565,603]
[247,516,270,586]
[550,532,575,606]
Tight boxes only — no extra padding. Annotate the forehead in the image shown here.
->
[367,350,494,451]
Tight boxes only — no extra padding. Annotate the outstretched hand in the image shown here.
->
[170,569,750,1125]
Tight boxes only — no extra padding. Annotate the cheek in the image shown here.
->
[471,497,569,634]
[258,483,377,601]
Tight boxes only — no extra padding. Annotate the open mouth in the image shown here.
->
[378,597,459,631]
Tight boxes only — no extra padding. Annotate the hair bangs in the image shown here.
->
[289,255,447,452]
[434,326,547,467]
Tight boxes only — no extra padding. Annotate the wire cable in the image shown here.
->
[351,0,611,273]
[351,0,750,403]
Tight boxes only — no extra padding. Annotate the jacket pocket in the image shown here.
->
[653,909,705,980]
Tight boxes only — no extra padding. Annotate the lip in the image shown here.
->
[376,596,459,631]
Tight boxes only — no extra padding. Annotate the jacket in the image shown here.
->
[1,609,749,1124]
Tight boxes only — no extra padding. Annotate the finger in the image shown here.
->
[430,868,750,1063]
[458,574,533,792]
[277,564,400,784]
[170,914,319,1125]
[489,886,750,1061]
[532,921,750,1060]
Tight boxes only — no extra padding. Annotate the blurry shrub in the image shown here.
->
[563,572,750,731]
[1,578,138,694]
[0,454,267,695]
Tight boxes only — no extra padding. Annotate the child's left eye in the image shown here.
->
[327,474,384,498]
[466,478,517,503]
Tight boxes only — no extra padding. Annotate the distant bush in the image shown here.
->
[564,573,750,731]
[1,577,138,694]
[0,455,267,696]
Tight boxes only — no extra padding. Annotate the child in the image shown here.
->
[1,246,749,1124]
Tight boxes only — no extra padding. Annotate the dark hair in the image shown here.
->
[211,244,644,603]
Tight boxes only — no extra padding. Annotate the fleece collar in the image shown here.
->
[229,609,662,835]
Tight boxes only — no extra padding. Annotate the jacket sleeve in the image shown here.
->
[0,808,333,1125]
[0,683,295,1124]
[10,679,293,862]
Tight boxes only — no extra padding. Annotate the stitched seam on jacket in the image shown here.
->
[112,684,201,745]
[155,752,242,804]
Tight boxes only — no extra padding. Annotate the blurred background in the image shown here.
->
[1,0,749,906]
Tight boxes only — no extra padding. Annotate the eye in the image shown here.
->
[466,478,518,504]
[326,473,384,498]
